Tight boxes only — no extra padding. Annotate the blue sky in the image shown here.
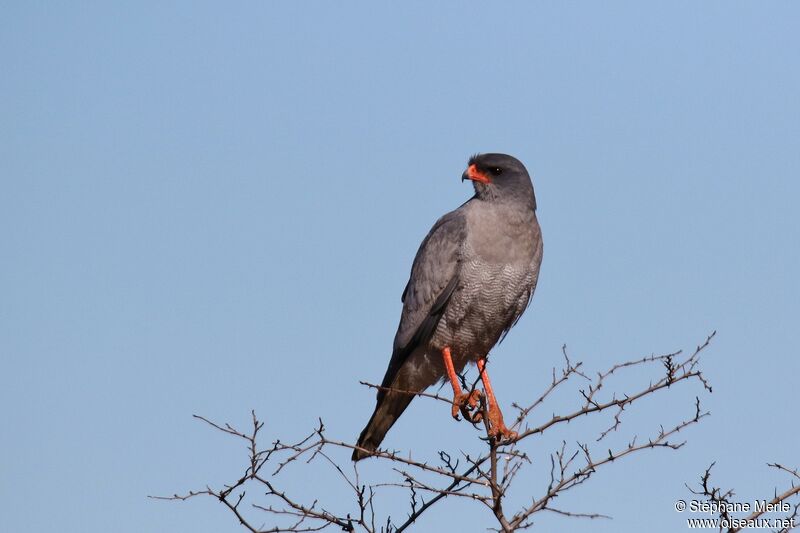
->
[2,2,798,532]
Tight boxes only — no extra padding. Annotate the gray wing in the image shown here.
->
[378,209,467,395]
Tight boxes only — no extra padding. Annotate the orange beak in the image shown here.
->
[463,164,491,184]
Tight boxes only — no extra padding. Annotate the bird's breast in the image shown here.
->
[433,255,536,360]
[429,201,542,363]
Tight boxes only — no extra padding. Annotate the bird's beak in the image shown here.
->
[462,164,491,184]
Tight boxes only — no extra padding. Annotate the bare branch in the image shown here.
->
[155,334,723,532]
[688,461,800,533]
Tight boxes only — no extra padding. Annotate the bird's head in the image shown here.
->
[462,153,536,208]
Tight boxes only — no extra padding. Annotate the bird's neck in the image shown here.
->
[474,187,537,212]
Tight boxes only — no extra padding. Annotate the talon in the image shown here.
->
[486,404,517,443]
[452,389,482,423]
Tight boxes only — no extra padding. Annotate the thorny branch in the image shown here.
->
[150,332,793,531]
[687,462,800,532]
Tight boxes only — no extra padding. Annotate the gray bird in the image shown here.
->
[352,153,543,461]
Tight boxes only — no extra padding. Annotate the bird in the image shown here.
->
[352,153,543,461]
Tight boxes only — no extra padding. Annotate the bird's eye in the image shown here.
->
[490,167,503,175]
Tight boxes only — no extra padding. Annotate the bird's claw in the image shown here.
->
[451,389,483,423]
[488,425,518,444]
[486,405,517,444]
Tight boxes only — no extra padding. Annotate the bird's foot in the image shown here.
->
[486,404,517,444]
[451,389,483,423]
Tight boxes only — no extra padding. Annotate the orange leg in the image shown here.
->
[477,358,517,442]
[441,347,481,422]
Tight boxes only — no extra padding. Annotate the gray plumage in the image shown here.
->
[352,153,543,461]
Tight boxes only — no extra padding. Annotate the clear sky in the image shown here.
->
[2,2,799,532]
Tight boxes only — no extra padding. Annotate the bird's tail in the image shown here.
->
[351,389,414,461]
